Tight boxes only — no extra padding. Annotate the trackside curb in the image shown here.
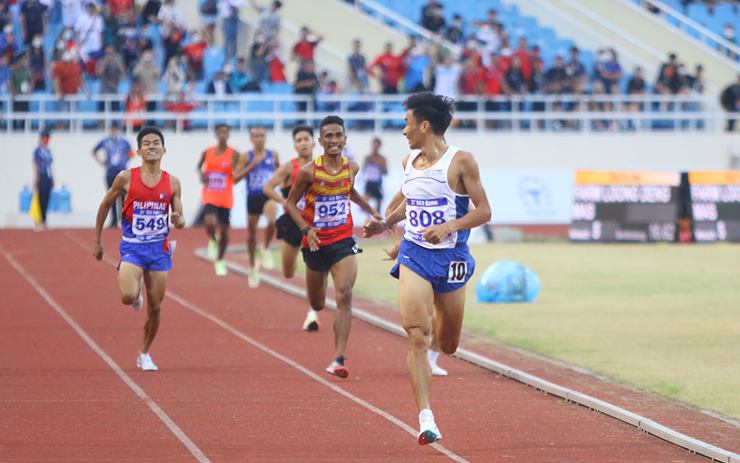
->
[195,246,739,463]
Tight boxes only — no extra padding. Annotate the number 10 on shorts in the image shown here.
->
[448,261,467,283]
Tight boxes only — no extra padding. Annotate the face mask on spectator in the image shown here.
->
[56,41,66,51]
[223,64,232,74]
[145,54,154,63]
[32,38,42,48]
[192,34,201,43]
[4,25,12,35]
[62,52,72,62]
[725,27,735,40]
[63,30,73,41]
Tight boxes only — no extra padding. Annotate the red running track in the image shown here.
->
[1,228,739,462]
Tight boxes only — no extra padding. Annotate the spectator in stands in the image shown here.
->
[655,65,683,95]
[434,54,460,100]
[597,48,622,93]
[446,15,465,46]
[626,66,647,128]
[420,0,438,30]
[544,55,568,95]
[0,1,11,31]
[165,90,199,131]
[101,4,119,49]
[140,0,161,25]
[292,26,322,63]
[134,28,154,57]
[503,55,527,96]
[53,47,87,129]
[29,35,47,92]
[457,56,484,127]
[267,40,286,83]
[184,29,207,80]
[565,46,586,92]
[221,0,241,59]
[132,50,160,124]
[232,57,259,92]
[404,44,432,93]
[109,0,134,17]
[424,5,446,33]
[686,64,705,93]
[369,41,407,94]
[62,0,82,29]
[0,53,10,95]
[475,23,501,66]
[723,23,737,46]
[199,0,218,45]
[164,56,186,95]
[317,71,339,111]
[347,39,368,93]
[293,58,319,113]
[721,75,740,132]
[74,2,104,76]
[250,31,269,83]
[158,0,186,67]
[96,45,126,119]
[207,68,233,96]
[20,0,46,46]
[248,0,281,43]
[483,52,503,129]
[0,24,17,59]
[10,51,33,130]
[589,79,608,131]
[119,28,140,73]
[512,38,532,83]
[124,80,146,131]
[658,52,678,82]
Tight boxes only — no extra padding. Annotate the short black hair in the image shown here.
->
[292,124,313,139]
[215,123,230,131]
[273,0,282,9]
[137,126,164,148]
[403,92,454,135]
[319,115,345,134]
[372,137,382,145]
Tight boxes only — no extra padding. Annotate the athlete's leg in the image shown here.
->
[431,285,467,355]
[140,270,168,355]
[328,255,357,359]
[398,264,435,411]
[247,213,260,268]
[305,267,328,311]
[262,200,277,250]
[281,241,300,278]
[119,261,144,305]
[217,222,229,260]
[204,212,218,241]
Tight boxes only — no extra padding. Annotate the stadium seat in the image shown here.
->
[203,47,226,82]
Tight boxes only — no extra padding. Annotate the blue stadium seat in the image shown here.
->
[686,3,710,27]
[203,47,225,82]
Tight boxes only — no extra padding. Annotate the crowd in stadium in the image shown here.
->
[0,0,729,131]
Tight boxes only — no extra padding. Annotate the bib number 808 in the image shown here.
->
[409,210,445,228]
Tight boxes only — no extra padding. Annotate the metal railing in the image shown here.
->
[0,93,724,135]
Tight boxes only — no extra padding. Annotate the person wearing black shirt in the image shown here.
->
[544,56,568,95]
[420,0,439,30]
[294,59,319,118]
[21,0,47,46]
[721,76,740,132]
[140,0,162,25]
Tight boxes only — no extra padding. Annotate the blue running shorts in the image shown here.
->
[391,239,475,293]
[119,239,173,272]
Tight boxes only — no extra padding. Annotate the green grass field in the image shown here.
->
[350,240,740,421]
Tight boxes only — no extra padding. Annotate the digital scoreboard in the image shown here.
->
[569,171,681,243]
[689,171,740,242]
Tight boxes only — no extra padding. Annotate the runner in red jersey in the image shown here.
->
[285,116,381,378]
[93,126,185,372]
[262,124,314,279]
[196,124,249,276]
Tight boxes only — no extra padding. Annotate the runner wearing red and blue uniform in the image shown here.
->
[93,126,185,372]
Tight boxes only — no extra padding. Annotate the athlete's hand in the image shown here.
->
[93,242,104,261]
[171,211,185,229]
[420,222,453,245]
[306,228,321,251]
[199,172,208,184]
[363,218,385,238]
[382,244,399,261]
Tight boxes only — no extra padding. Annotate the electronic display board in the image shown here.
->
[689,171,740,242]
[569,171,681,243]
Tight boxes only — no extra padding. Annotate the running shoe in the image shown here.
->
[214,260,228,276]
[429,358,448,377]
[247,266,260,288]
[136,353,158,371]
[417,409,442,445]
[260,247,275,270]
[326,355,348,378]
[207,239,218,259]
[302,310,320,332]
[132,278,143,311]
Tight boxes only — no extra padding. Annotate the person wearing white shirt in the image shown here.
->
[157,0,183,39]
[221,0,242,58]
[434,55,461,100]
[74,3,104,61]
[62,0,82,28]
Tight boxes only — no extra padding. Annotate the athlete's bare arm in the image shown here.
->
[262,162,291,205]
[234,151,262,178]
[169,176,186,229]
[196,150,208,184]
[93,170,131,260]
[230,149,250,183]
[421,151,491,245]
[285,164,320,250]
[272,150,280,170]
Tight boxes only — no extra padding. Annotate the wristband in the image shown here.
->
[380,219,388,230]
[301,226,312,236]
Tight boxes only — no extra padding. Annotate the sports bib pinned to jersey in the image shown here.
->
[132,208,169,241]
[206,172,227,191]
[313,194,349,229]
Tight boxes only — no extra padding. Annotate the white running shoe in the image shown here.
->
[302,310,320,332]
[136,353,158,371]
[247,267,260,288]
[260,247,275,270]
[429,359,448,377]
[132,278,143,311]
[214,260,228,276]
[207,239,218,259]
[417,409,442,445]
[325,355,348,378]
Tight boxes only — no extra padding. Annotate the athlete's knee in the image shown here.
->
[406,327,430,352]
[121,291,137,305]
[334,285,353,307]
[438,337,459,356]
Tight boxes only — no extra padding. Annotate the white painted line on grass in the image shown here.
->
[197,245,740,463]
[0,243,212,463]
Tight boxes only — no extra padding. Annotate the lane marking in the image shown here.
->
[64,232,470,462]
[0,242,212,463]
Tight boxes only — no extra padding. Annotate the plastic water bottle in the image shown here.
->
[57,185,72,213]
[19,185,32,212]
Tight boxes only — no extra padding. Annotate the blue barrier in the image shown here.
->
[18,186,72,213]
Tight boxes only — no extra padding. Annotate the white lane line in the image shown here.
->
[63,232,470,462]
[0,242,212,463]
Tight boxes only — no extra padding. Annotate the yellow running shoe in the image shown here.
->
[214,260,228,276]
[207,239,218,259]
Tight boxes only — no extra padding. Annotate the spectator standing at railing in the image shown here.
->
[267,41,286,83]
[293,58,319,115]
[184,30,206,80]
[249,30,269,84]
[124,80,146,131]
[221,0,242,59]
[433,54,460,100]
[404,44,432,93]
[420,0,439,31]
[164,55,186,94]
[248,0,281,43]
[0,1,11,31]
[685,64,705,93]
[140,0,161,25]
[101,5,119,49]
[232,57,259,92]
[655,65,683,95]
[658,53,678,82]
[29,35,47,92]
[0,24,17,59]
[446,15,465,46]
[165,91,199,131]
[74,2,104,76]
[132,50,161,125]
[720,75,740,132]
[596,48,622,94]
[292,26,322,63]
[627,66,647,128]
[369,42,408,94]
[483,52,503,129]
[20,0,46,46]
[10,51,33,130]
[61,0,82,29]
[512,38,532,83]
[158,0,185,68]
[564,46,585,92]
[96,45,126,117]
[199,0,217,45]
[206,68,233,96]
[52,48,88,130]
[347,39,368,93]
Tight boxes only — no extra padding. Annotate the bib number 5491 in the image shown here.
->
[448,261,468,283]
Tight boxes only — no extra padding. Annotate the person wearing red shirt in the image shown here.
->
[483,52,504,129]
[369,42,408,94]
[184,32,207,80]
[291,26,322,62]
[458,57,484,128]
[512,37,532,82]
[166,91,200,131]
[125,82,147,131]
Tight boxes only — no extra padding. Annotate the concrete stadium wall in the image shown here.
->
[2,131,739,229]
